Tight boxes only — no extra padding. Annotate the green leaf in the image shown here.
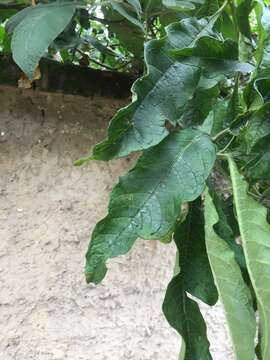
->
[180,75,220,127]
[255,3,270,69]
[5,6,33,35]
[236,0,252,40]
[170,37,239,60]
[225,75,243,126]
[10,2,76,79]
[85,129,216,284]
[163,275,212,360]
[244,102,270,152]
[175,198,218,305]
[228,157,270,358]
[204,190,256,359]
[127,0,142,17]
[163,197,215,359]
[110,1,144,32]
[197,0,219,18]
[162,0,196,12]
[245,135,270,181]
[91,38,201,160]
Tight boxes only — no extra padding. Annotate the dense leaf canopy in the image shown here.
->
[3,0,270,359]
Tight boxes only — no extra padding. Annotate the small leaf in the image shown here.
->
[228,157,270,358]
[85,129,216,284]
[204,190,256,359]
[10,1,76,79]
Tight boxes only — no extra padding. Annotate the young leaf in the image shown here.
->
[85,129,216,284]
[228,157,270,358]
[175,199,218,305]
[204,190,256,359]
[10,2,76,79]
[163,275,212,360]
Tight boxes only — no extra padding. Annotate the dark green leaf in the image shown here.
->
[163,275,212,360]
[236,0,252,40]
[90,38,201,160]
[175,198,218,305]
[244,102,270,152]
[85,129,216,283]
[245,135,270,181]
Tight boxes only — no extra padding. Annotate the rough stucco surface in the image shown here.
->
[0,86,233,360]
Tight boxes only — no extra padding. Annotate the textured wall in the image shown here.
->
[0,86,233,360]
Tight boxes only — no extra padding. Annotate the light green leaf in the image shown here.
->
[85,129,216,284]
[204,190,256,359]
[10,1,76,79]
[228,157,270,358]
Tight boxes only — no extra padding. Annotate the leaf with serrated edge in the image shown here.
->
[228,157,270,358]
[85,129,216,284]
[204,190,256,359]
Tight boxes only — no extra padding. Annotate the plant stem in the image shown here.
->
[212,128,231,142]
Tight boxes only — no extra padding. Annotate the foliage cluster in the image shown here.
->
[3,0,270,359]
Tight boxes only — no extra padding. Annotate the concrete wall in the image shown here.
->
[0,86,233,360]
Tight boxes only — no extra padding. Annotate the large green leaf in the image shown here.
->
[228,157,270,358]
[175,199,218,305]
[10,2,76,79]
[85,129,216,284]
[90,37,201,160]
[204,190,256,359]
[163,275,212,360]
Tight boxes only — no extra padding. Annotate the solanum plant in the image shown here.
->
[5,0,270,358]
